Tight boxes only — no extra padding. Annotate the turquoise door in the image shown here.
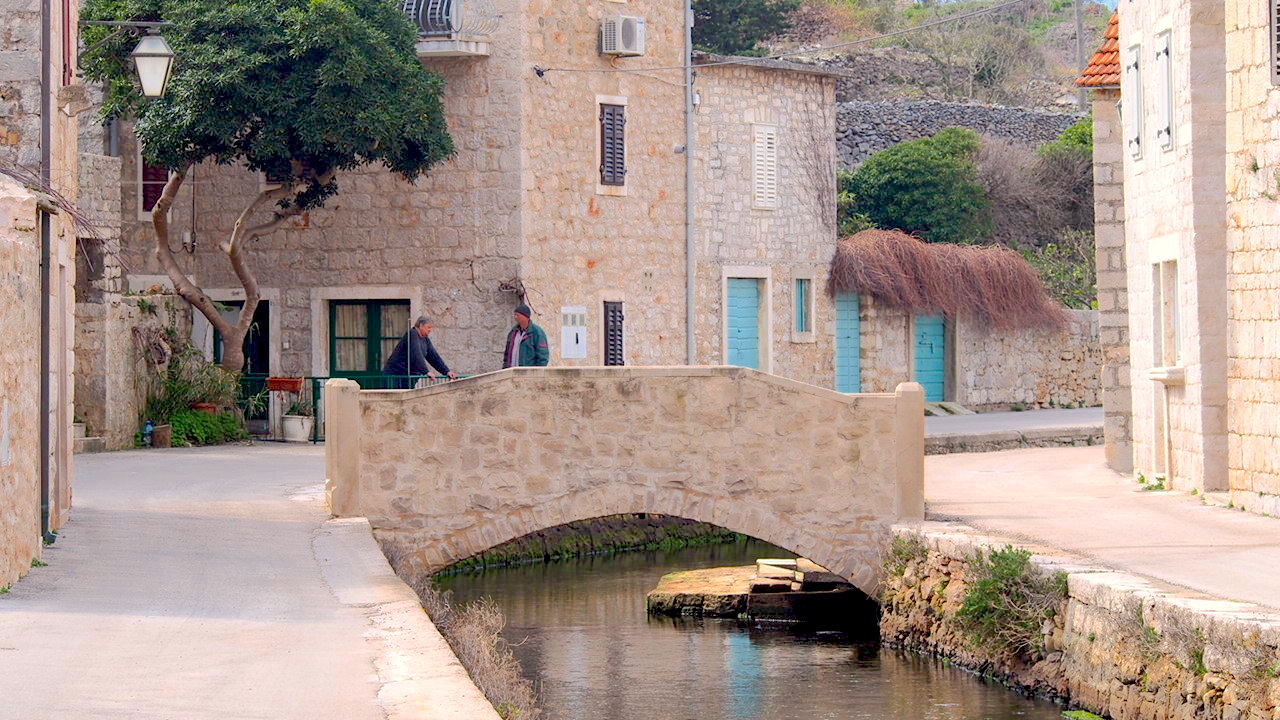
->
[726,278,761,369]
[835,293,861,392]
[914,314,946,402]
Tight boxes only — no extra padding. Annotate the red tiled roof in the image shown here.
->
[1077,11,1120,89]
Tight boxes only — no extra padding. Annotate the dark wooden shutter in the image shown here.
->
[141,161,168,212]
[1273,0,1280,85]
[599,104,626,186]
[604,301,624,366]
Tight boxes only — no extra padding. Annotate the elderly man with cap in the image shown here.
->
[502,304,549,368]
[383,315,457,388]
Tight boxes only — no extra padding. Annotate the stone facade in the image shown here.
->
[325,368,926,595]
[836,100,1081,170]
[1118,0,1228,494]
[883,523,1280,720]
[693,63,839,386]
[1223,2,1280,515]
[1091,89,1133,472]
[857,300,1102,411]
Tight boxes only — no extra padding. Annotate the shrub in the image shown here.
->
[168,410,249,447]
[956,546,1068,658]
[1022,231,1097,309]
[692,0,801,55]
[144,344,242,423]
[844,128,991,243]
[1040,116,1093,156]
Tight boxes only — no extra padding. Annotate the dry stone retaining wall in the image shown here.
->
[837,100,1082,170]
[883,523,1280,720]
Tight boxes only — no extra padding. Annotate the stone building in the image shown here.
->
[96,0,849,395]
[1083,1,1280,514]
[0,0,81,586]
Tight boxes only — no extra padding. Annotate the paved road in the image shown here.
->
[0,444,496,720]
[926,445,1280,610]
[925,407,1103,437]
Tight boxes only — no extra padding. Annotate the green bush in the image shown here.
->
[692,0,801,55]
[1022,231,1097,309]
[956,546,1068,658]
[168,410,248,447]
[844,128,991,243]
[144,345,242,423]
[1040,116,1093,156]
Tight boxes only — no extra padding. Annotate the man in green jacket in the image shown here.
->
[502,304,550,368]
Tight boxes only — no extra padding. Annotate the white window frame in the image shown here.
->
[595,94,628,197]
[720,266,773,374]
[136,145,170,221]
[1154,31,1174,152]
[1124,44,1144,160]
[752,124,779,210]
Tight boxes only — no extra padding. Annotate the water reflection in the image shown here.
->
[438,539,1062,720]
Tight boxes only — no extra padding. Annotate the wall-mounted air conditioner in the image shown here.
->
[601,16,646,57]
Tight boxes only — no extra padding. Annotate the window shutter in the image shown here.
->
[1154,32,1173,151]
[603,301,624,366]
[795,278,810,333]
[753,125,779,209]
[1124,45,1143,159]
[599,104,626,186]
[1272,0,1280,86]
[140,160,168,212]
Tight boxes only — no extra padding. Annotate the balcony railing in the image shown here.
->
[403,0,498,56]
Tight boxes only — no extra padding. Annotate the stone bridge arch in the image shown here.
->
[326,367,923,595]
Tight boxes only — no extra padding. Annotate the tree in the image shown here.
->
[844,128,990,244]
[693,0,801,55]
[80,0,454,372]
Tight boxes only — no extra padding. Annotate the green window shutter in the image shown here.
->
[795,279,810,333]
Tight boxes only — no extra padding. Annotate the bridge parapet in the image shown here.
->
[325,367,923,594]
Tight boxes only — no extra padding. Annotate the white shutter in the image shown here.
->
[752,124,779,210]
[1154,31,1173,151]
[1124,45,1143,160]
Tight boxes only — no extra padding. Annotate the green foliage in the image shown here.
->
[692,0,801,55]
[885,532,927,577]
[144,345,242,423]
[285,394,314,417]
[836,172,876,237]
[31,558,48,568]
[1040,117,1094,156]
[168,410,249,447]
[844,128,990,243]
[956,546,1068,658]
[1021,231,1097,309]
[1062,712,1105,720]
[0,584,9,595]
[80,0,453,210]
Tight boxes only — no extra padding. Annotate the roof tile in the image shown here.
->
[1077,11,1121,89]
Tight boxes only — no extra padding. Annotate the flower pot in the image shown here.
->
[152,424,172,449]
[281,414,314,443]
[267,377,305,393]
[190,401,218,414]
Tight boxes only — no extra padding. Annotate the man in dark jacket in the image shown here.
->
[502,304,549,368]
[383,316,456,388]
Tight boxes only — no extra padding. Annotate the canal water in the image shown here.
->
[438,538,1065,720]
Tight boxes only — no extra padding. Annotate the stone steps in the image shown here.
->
[74,436,106,454]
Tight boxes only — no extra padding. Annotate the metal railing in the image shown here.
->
[240,375,469,444]
[401,0,499,37]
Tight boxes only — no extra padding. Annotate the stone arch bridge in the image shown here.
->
[325,367,924,595]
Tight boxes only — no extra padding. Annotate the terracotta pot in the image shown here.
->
[267,377,305,393]
[190,402,218,414]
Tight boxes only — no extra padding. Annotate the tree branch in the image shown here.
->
[152,164,234,338]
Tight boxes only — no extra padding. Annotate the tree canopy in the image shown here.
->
[80,0,454,210]
[692,0,801,56]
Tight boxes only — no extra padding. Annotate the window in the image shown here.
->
[752,124,779,209]
[213,301,271,376]
[604,301,625,366]
[1124,44,1143,159]
[794,278,811,333]
[1272,0,1280,85]
[1154,31,1173,151]
[1152,261,1180,367]
[329,300,410,377]
[139,153,168,214]
[599,104,626,186]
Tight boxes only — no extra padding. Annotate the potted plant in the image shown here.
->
[282,394,314,443]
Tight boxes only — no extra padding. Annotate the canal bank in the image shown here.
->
[882,522,1280,720]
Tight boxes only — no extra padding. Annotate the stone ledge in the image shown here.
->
[925,425,1104,455]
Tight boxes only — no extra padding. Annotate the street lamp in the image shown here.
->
[131,31,175,98]
[79,20,176,98]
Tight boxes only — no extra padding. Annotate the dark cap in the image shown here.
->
[514,304,532,319]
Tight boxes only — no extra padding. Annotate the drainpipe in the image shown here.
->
[39,0,56,543]
[683,0,696,365]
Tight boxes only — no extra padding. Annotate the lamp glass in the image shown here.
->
[131,34,175,98]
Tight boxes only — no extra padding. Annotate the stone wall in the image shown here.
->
[882,523,1280,720]
[1223,1,1280,516]
[0,179,42,588]
[953,310,1102,411]
[837,100,1081,170]
[326,367,926,595]
[1092,90,1133,472]
[858,303,1102,410]
[693,63,838,388]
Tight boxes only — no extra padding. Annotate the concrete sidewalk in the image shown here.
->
[0,444,496,720]
[926,445,1280,610]
[925,408,1104,454]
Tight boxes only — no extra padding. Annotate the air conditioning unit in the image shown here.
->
[600,16,646,57]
